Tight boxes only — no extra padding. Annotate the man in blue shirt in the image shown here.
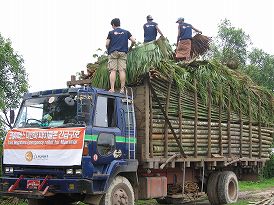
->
[106,18,136,93]
[176,17,202,61]
[143,15,164,43]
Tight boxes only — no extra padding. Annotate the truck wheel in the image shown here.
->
[100,176,134,205]
[28,199,48,205]
[207,172,221,205]
[217,171,239,204]
[155,197,169,204]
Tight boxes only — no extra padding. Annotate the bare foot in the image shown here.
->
[109,89,115,93]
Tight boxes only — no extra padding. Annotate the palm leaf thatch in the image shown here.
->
[87,37,274,124]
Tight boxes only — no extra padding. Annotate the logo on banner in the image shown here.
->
[25,151,33,162]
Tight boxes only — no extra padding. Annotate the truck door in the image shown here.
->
[91,95,121,164]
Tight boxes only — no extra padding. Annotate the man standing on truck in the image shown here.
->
[143,15,164,43]
[176,17,202,62]
[106,18,136,93]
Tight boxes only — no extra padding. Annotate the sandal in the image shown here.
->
[120,88,125,94]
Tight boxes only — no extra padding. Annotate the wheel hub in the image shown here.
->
[112,188,129,205]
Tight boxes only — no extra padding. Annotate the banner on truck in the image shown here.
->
[3,127,85,166]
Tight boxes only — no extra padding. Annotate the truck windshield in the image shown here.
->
[14,94,78,128]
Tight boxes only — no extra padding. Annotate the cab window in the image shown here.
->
[94,96,116,127]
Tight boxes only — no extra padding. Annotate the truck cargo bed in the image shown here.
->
[133,74,273,169]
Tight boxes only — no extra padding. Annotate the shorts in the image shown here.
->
[108,51,127,72]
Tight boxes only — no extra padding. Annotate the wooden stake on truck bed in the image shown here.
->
[164,82,172,158]
[207,83,212,158]
[148,75,187,158]
[194,79,198,158]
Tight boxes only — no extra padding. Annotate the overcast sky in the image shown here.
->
[1,0,274,92]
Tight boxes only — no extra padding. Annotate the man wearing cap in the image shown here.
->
[143,15,164,43]
[106,18,136,93]
[176,17,202,61]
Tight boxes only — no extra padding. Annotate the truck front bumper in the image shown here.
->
[0,177,93,199]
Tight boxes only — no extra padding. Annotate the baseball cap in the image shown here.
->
[176,17,184,23]
[147,15,153,20]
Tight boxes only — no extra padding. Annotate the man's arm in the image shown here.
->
[106,39,110,49]
[156,25,164,37]
[128,36,136,51]
[192,26,202,34]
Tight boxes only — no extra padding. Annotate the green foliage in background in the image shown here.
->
[0,33,28,129]
[208,19,251,67]
[262,153,274,178]
[245,49,274,92]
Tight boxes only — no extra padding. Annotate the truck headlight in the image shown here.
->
[5,167,14,173]
[66,169,73,175]
[75,169,82,175]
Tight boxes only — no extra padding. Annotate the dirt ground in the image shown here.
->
[238,186,274,202]
[192,187,274,204]
[155,187,274,205]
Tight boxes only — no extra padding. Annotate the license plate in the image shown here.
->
[27,180,40,189]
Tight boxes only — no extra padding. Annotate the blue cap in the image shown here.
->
[176,17,184,23]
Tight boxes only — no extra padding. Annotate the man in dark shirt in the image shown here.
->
[176,17,202,61]
[106,18,136,93]
[143,15,164,43]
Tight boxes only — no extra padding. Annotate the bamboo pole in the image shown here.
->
[258,99,262,158]
[149,86,154,157]
[207,83,212,157]
[178,89,183,144]
[145,80,150,159]
[248,94,252,158]
[219,91,223,156]
[227,86,231,157]
[194,79,198,158]
[164,82,172,158]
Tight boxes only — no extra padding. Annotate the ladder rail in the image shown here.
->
[125,87,136,159]
[130,87,136,159]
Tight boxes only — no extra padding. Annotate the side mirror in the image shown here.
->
[10,110,15,124]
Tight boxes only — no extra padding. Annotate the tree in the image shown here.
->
[0,33,28,129]
[245,48,274,91]
[208,19,251,68]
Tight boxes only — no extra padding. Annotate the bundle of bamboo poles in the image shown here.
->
[191,34,211,58]
[148,74,273,159]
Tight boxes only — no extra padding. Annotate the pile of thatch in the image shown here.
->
[88,37,274,124]
[191,34,211,58]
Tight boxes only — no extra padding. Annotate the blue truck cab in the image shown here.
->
[0,87,138,205]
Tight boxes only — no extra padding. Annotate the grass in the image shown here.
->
[230,200,249,205]
[239,177,274,191]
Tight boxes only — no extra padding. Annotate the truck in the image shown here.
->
[0,67,273,205]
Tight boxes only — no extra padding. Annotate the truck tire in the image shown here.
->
[155,197,169,204]
[100,176,134,205]
[207,171,221,205]
[217,171,239,204]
